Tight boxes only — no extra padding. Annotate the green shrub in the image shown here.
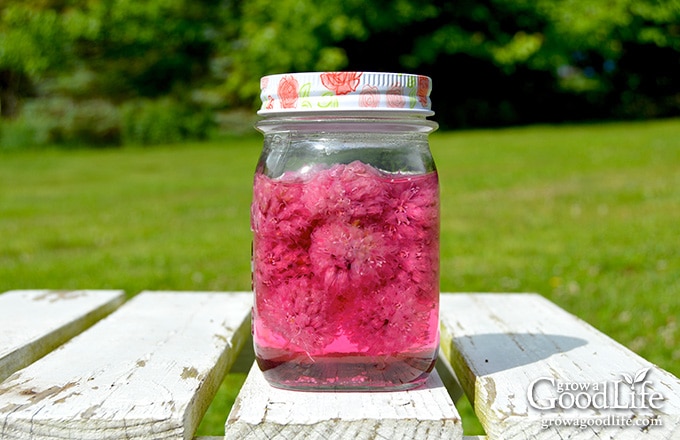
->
[65,99,121,146]
[120,97,215,146]
[0,96,220,149]
[1,97,122,148]
[0,119,41,150]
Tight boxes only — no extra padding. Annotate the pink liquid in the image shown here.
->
[251,161,440,390]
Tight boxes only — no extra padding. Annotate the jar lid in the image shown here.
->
[258,71,433,116]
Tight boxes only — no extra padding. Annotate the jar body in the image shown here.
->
[251,117,439,390]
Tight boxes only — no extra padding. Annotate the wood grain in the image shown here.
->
[225,362,462,439]
[440,293,680,439]
[0,289,125,382]
[0,291,252,440]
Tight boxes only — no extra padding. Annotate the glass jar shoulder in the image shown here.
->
[257,129,436,179]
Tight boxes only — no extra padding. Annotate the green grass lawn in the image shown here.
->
[1,119,679,436]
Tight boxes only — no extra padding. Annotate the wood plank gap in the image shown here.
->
[0,291,252,440]
[0,290,125,383]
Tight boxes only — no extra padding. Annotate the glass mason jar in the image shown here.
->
[251,72,439,390]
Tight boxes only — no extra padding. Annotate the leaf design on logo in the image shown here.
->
[621,373,633,386]
[317,91,338,108]
[408,88,417,109]
[299,83,312,99]
[634,367,651,384]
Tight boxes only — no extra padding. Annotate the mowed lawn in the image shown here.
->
[1,119,679,435]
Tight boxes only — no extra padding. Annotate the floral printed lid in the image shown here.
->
[258,71,433,115]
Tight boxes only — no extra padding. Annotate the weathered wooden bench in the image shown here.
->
[0,290,678,439]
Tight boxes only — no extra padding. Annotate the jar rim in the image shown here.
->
[255,116,439,134]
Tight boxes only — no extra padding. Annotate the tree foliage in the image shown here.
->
[0,1,74,117]
[70,0,221,99]
[338,0,680,125]
[1,0,679,139]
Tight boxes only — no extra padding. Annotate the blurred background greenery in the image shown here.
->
[2,0,680,147]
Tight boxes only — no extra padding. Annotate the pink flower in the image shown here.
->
[384,176,439,234]
[255,277,339,353]
[343,283,438,353]
[320,72,363,95]
[395,241,440,298]
[386,84,405,108]
[251,161,440,357]
[309,222,393,296]
[251,173,312,238]
[278,75,299,109]
[254,240,312,287]
[301,161,386,222]
[359,85,380,108]
[417,76,430,108]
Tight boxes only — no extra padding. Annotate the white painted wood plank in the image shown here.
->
[225,362,463,440]
[0,291,252,440]
[0,289,125,382]
[440,293,680,439]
